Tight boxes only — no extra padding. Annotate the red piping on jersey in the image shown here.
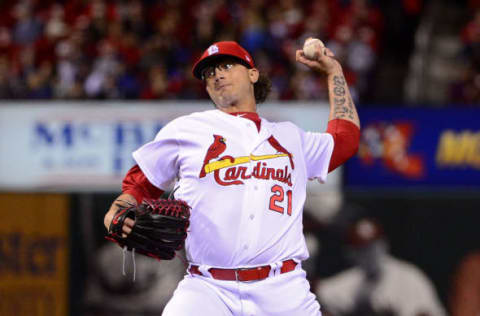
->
[122,164,164,204]
[326,119,360,172]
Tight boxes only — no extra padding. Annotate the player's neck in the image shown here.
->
[217,99,257,114]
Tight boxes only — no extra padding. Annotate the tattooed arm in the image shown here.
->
[296,46,361,171]
[327,73,359,127]
[296,47,360,128]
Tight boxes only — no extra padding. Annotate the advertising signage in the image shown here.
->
[0,102,339,192]
[345,108,480,189]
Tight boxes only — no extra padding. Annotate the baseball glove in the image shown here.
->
[106,198,191,261]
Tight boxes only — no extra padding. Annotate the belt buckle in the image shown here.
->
[234,268,244,281]
[236,266,268,282]
[235,267,252,282]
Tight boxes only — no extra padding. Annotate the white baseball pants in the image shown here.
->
[162,265,321,316]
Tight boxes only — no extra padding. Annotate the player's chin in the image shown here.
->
[213,95,234,109]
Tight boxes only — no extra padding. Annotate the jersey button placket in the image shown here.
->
[242,147,264,257]
[236,143,254,257]
[241,179,255,252]
[238,126,263,260]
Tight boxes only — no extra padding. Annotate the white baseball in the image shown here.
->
[302,38,325,60]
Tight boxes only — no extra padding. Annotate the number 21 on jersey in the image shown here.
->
[269,185,292,216]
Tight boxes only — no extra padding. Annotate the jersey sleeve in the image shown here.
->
[327,119,360,172]
[132,121,180,191]
[299,127,334,183]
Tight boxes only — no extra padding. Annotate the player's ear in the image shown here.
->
[248,68,259,84]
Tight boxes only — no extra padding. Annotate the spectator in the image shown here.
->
[26,60,53,99]
[84,40,120,98]
[54,39,77,97]
[452,8,480,105]
[12,1,43,45]
[316,218,446,316]
[449,251,480,316]
[0,56,14,98]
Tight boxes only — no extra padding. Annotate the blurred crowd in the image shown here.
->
[0,0,385,102]
[454,1,480,103]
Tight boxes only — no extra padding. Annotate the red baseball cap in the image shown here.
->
[192,41,255,79]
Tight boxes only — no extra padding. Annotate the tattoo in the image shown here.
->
[333,86,345,97]
[334,97,346,106]
[347,97,354,119]
[331,75,354,120]
[333,76,345,86]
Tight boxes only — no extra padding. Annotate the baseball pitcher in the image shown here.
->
[104,40,360,315]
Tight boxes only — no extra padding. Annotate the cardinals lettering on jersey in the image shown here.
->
[199,133,294,187]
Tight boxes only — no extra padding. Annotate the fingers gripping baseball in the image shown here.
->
[296,49,332,65]
[296,40,340,75]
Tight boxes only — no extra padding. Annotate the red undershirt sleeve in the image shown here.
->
[326,119,361,173]
[122,164,165,204]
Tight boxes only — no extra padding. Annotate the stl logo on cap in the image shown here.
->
[208,45,219,56]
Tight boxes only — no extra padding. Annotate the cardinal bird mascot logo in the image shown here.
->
[199,134,294,186]
[267,136,294,170]
[199,135,227,178]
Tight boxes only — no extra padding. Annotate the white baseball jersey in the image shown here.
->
[133,109,334,268]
